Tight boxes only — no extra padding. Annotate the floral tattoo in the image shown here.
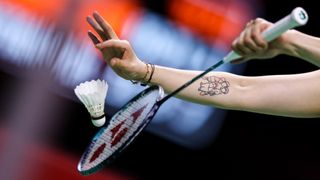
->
[198,76,230,96]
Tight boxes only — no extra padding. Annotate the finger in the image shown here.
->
[251,21,268,49]
[231,38,245,56]
[243,24,265,53]
[88,31,101,45]
[245,19,254,28]
[236,31,254,55]
[93,11,118,39]
[86,16,108,40]
[96,39,130,50]
[97,40,126,59]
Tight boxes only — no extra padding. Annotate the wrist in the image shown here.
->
[279,29,300,57]
[130,61,155,86]
[140,63,155,86]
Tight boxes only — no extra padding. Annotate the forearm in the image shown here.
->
[283,30,320,67]
[149,65,248,109]
[148,66,320,117]
[238,71,320,117]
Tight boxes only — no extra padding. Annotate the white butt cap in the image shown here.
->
[91,116,106,127]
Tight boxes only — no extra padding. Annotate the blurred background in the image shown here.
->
[0,0,319,179]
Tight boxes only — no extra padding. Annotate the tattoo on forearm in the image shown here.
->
[198,76,230,96]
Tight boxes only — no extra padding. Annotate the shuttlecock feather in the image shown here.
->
[74,79,108,127]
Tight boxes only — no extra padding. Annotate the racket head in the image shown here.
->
[77,85,164,175]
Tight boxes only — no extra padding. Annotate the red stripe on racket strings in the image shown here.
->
[88,104,149,164]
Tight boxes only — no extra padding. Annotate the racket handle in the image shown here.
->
[223,7,308,63]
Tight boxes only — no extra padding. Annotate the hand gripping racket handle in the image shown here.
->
[223,7,308,63]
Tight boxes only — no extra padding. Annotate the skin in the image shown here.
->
[86,12,320,118]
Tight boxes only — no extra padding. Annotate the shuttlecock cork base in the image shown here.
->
[74,79,108,127]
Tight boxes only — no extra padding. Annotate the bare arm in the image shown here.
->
[150,66,320,118]
[283,30,320,67]
[87,11,320,118]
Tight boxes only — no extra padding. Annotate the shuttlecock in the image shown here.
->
[74,79,108,127]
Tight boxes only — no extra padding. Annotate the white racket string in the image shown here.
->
[79,88,161,172]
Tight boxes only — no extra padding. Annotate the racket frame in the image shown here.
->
[78,85,164,175]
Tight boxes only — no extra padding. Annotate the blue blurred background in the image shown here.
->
[0,0,319,179]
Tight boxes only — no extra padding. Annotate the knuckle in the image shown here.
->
[232,39,241,49]
[250,33,259,41]
[253,18,267,26]
[243,40,251,47]
[122,40,130,47]
[246,20,253,27]
[243,36,252,46]
[254,18,262,23]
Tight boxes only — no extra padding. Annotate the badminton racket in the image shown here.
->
[78,7,308,175]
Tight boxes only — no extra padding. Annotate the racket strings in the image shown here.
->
[100,96,153,147]
[112,101,149,126]
[111,92,158,125]
[79,89,160,171]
